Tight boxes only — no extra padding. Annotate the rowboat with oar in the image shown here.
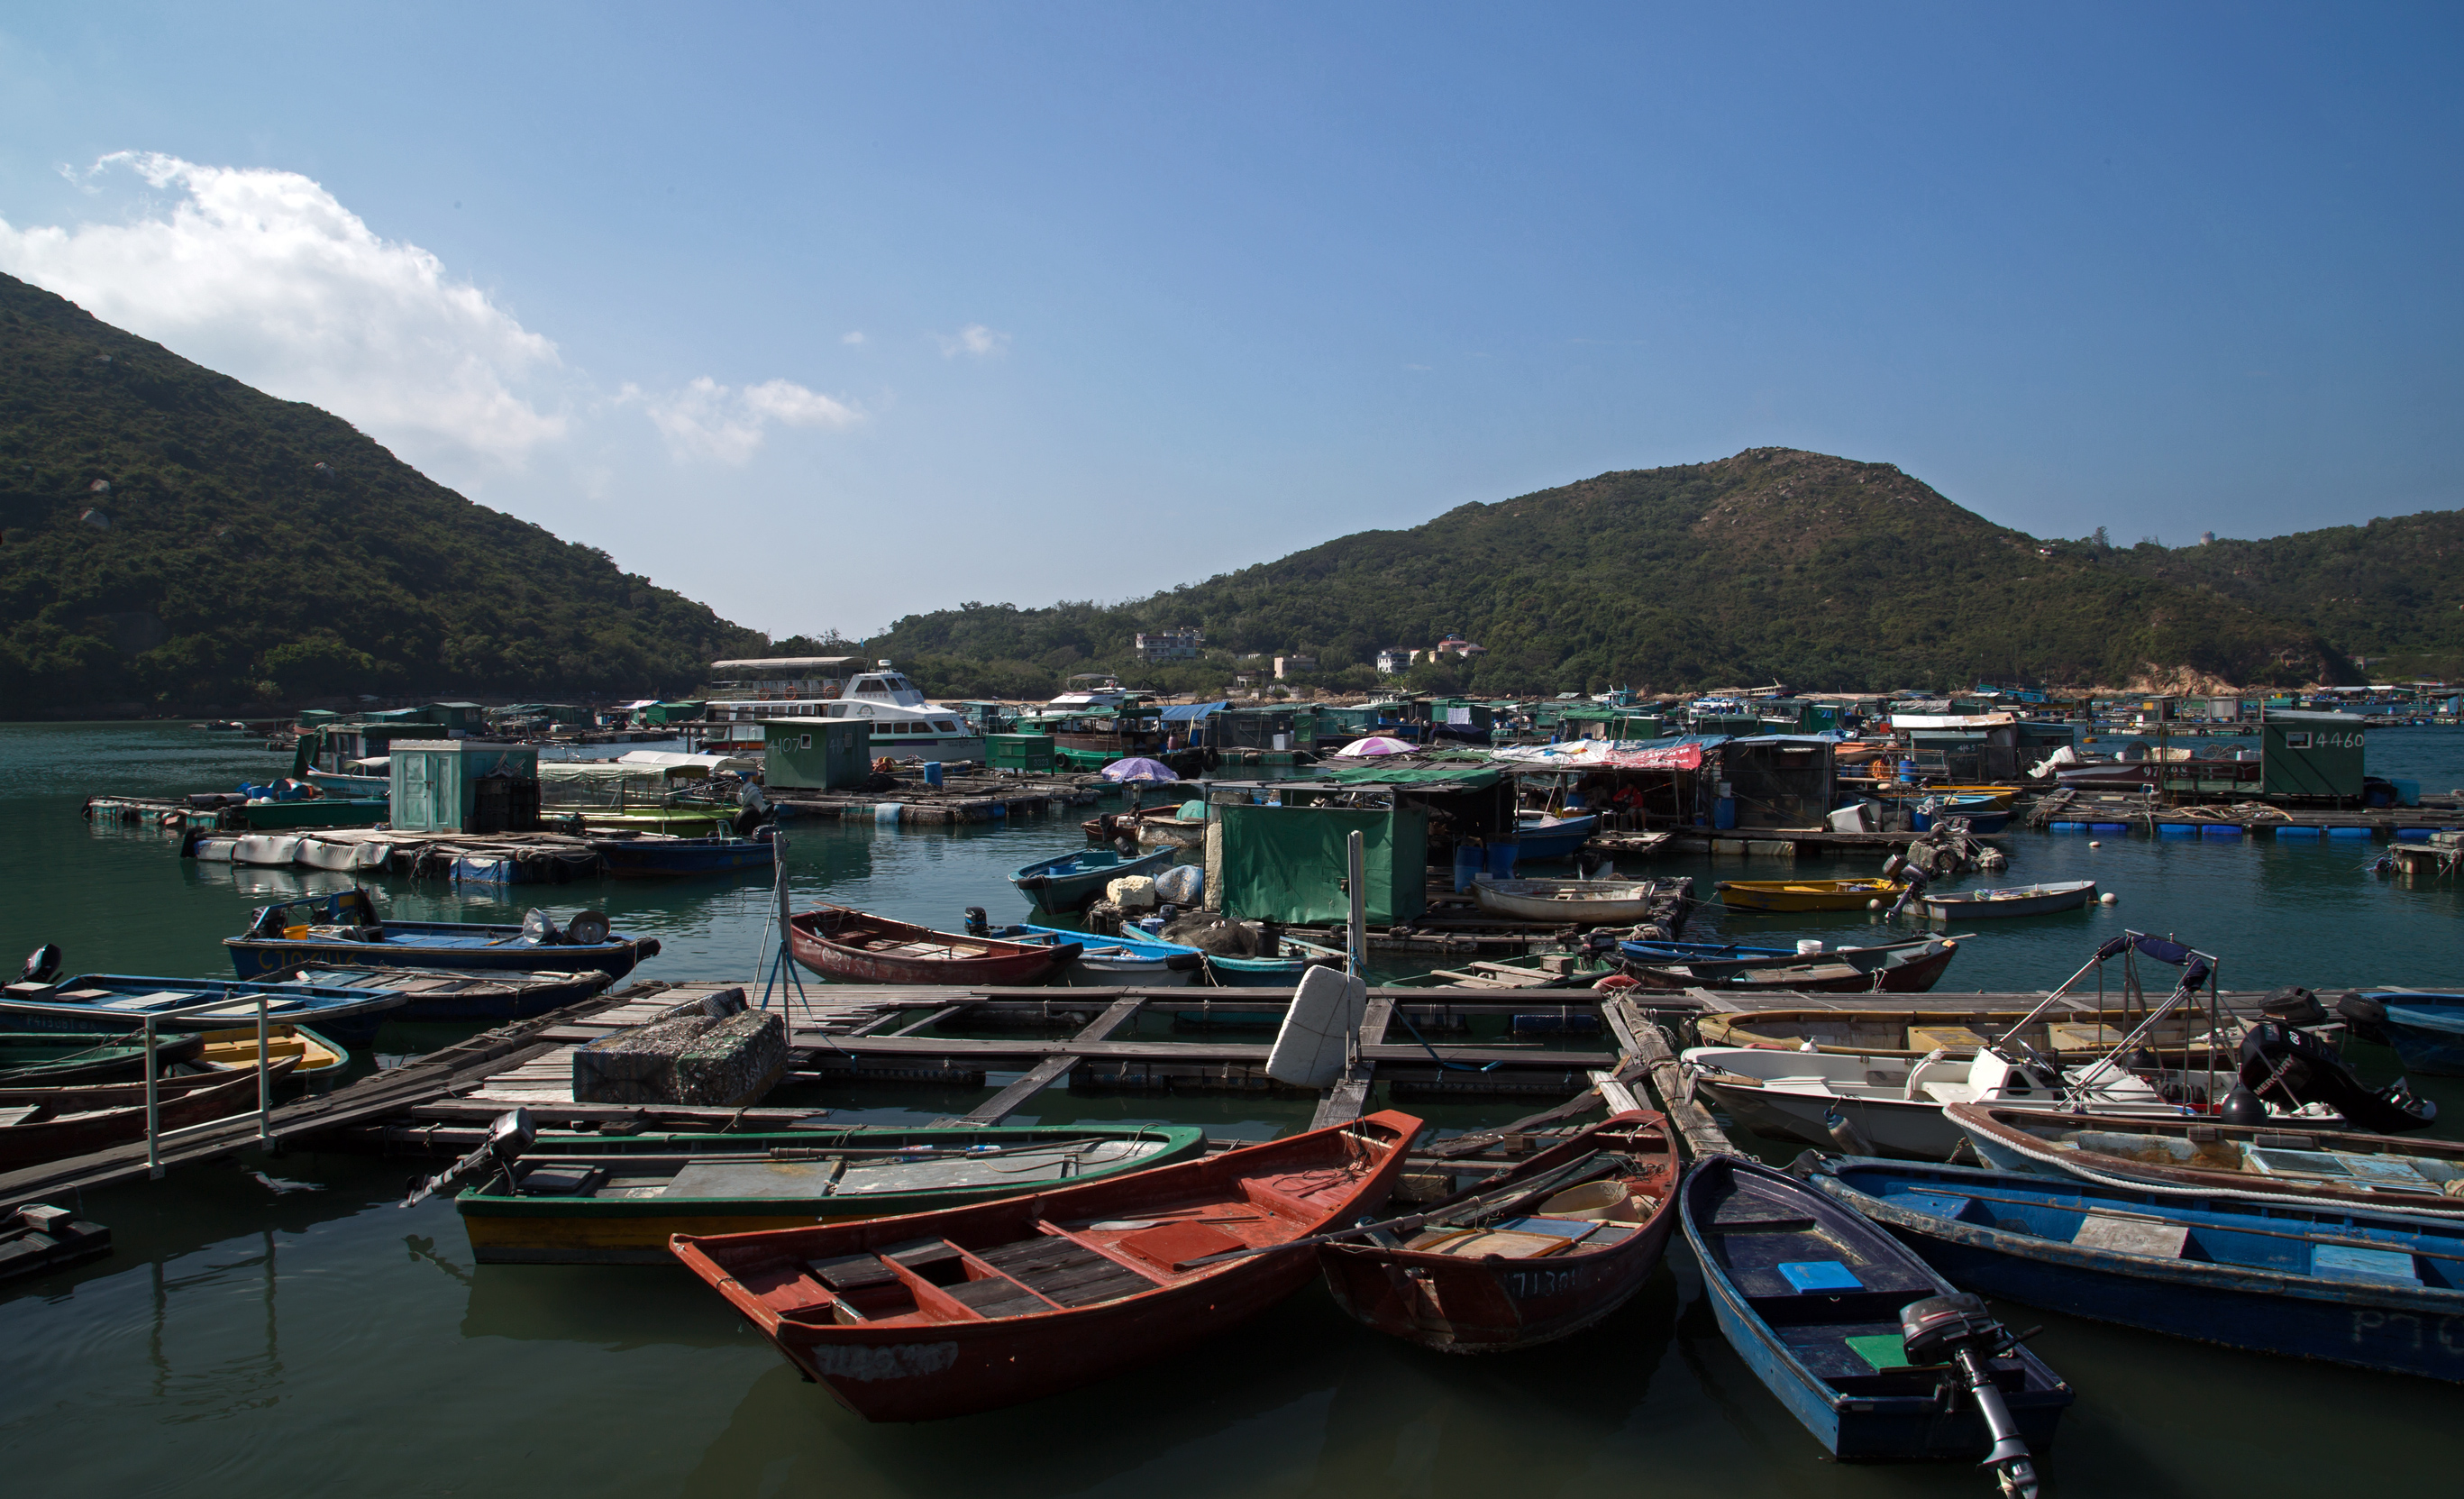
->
[224,888,659,985]
[1694,1002,2213,1059]
[458,1123,1209,1264]
[1912,881,2096,920]
[789,905,1076,985]
[1717,878,1906,912]
[1318,1111,1680,1351]
[0,1030,204,1086]
[671,1110,1422,1421]
[0,970,411,1047]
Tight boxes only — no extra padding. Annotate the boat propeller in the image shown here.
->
[21,943,62,985]
[1897,1293,2046,1499]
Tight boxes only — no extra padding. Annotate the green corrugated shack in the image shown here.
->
[2260,712,2366,800]
[986,733,1056,772]
[763,718,874,789]
[389,740,542,833]
[643,700,707,726]
[1217,802,1428,925]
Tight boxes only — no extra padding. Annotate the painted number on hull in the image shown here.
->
[1505,1266,1589,1299]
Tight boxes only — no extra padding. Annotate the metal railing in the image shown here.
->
[141,989,278,1178]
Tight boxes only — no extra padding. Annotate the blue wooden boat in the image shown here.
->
[2354,992,2464,1076]
[589,827,776,878]
[1914,794,2012,834]
[1619,937,1796,964]
[1514,811,1599,861]
[269,964,615,1023]
[979,921,1207,983]
[1808,1156,2464,1382]
[0,972,411,1047]
[1680,1156,2073,1466]
[1008,845,1178,910]
[224,888,660,986]
[1202,934,1348,989]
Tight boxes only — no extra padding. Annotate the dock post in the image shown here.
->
[256,990,273,1143]
[144,1014,162,1179]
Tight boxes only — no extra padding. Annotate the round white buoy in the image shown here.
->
[2088,839,2103,847]
[2101,891,2119,905]
[1866,898,1884,910]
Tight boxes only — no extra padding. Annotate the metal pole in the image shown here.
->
[256,990,273,1143]
[145,1013,162,1179]
[1346,829,1367,978]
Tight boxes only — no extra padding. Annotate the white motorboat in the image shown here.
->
[1683,1043,2199,1160]
[1469,874,1677,924]
[763,666,987,762]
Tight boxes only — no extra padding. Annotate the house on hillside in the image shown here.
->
[1135,627,1203,663]
[1273,654,1317,680]
[1375,648,1410,675]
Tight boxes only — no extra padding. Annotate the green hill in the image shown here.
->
[2102,515,2464,681]
[0,271,766,717]
[875,449,2359,697]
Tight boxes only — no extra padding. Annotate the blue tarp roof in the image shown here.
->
[1160,700,1230,722]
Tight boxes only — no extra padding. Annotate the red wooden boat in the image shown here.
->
[0,1057,298,1168]
[788,905,1078,986]
[1317,1111,1682,1352]
[671,1109,1424,1421]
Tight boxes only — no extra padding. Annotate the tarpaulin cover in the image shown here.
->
[1492,736,1726,771]
[1217,803,1428,924]
[1319,763,1503,789]
[1159,701,1229,722]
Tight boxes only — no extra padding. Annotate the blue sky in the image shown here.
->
[2,4,2456,640]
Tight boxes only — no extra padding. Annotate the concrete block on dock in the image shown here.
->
[573,1005,785,1107]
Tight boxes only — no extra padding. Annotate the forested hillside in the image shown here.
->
[0,272,764,715]
[875,450,2355,697]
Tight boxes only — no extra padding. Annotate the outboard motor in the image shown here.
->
[2333,991,2387,1046]
[1897,1293,2045,1498]
[21,943,63,986]
[2239,1020,2438,1133]
[963,907,990,937]
[401,1108,539,1207]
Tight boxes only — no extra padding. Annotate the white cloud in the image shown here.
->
[938,322,1008,359]
[630,375,862,464]
[840,330,866,345]
[0,151,565,464]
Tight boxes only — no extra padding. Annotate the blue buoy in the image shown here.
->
[2090,822,2131,833]
[2275,827,2321,839]
[2200,825,2243,837]
[2048,821,2088,832]
[2327,827,2373,839]
[2158,825,2196,837]
[2396,827,2433,841]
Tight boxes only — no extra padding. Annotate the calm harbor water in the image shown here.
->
[5,721,2461,1497]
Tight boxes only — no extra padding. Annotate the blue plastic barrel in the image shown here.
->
[2049,821,2088,832]
[2327,827,2373,839]
[2090,822,2131,832]
[2396,827,2433,841]
[1454,845,1482,891]
[922,761,944,787]
[1713,798,1738,830]
[1487,843,1520,879]
[2276,827,2321,839]
[2158,825,2195,837]
[2200,825,2243,837]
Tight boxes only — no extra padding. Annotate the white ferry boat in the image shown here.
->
[710,664,986,762]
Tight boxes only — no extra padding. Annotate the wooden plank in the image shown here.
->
[1605,995,1738,1162]
[935,993,1151,1126]
[1587,1068,1646,1115]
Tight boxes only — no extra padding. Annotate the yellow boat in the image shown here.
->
[1870,783,2021,808]
[1696,1007,2218,1059]
[196,1024,349,1081]
[1715,878,1906,912]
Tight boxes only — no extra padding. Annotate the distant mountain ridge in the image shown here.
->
[0,272,768,715]
[877,449,2411,696]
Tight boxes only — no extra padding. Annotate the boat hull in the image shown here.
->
[789,908,1072,985]
[1948,1102,2464,1210]
[0,1060,295,1168]
[2380,1000,2464,1076]
[226,933,653,991]
[1717,880,1905,913]
[1469,876,1672,924]
[671,1111,1420,1421]
[1622,940,1958,995]
[1814,1160,2464,1382]
[1009,845,1179,910]
[459,1125,1209,1265]
[1318,1113,1680,1351]
[1914,882,2096,920]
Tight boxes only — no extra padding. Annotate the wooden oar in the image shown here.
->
[1175,1151,1631,1268]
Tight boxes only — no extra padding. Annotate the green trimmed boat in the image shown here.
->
[454,1122,1209,1264]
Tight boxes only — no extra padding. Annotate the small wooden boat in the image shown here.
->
[1318,1111,1680,1351]
[1081,804,1209,850]
[224,888,659,986]
[1718,878,1906,912]
[0,971,411,1047]
[589,827,777,878]
[789,905,1076,986]
[1913,881,2096,920]
[1620,937,1960,995]
[1618,937,1797,964]
[1009,845,1179,910]
[1948,1103,2464,1212]
[1682,1156,2074,1463]
[1514,811,1600,862]
[0,1058,298,1167]
[272,964,615,1023]
[671,1110,1423,1421]
[1684,1043,2191,1159]
[2350,992,2464,1076]
[458,1123,1210,1265]
[1201,932,1349,987]
[196,1024,348,1082]
[981,922,1206,983]
[1809,1156,2464,1381]
[1873,783,2021,808]
[0,1202,111,1283]
[1470,874,1676,924]
[1696,1003,2213,1060]
[0,1029,204,1086]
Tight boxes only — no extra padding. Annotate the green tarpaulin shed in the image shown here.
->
[1218,803,1428,925]
[1319,763,1501,789]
